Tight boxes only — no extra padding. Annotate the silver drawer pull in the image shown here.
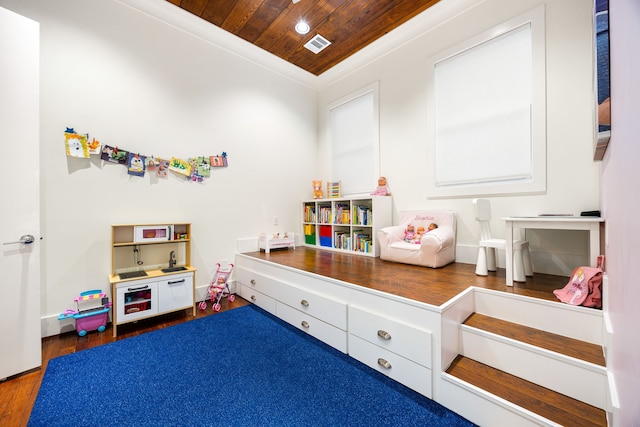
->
[377,358,392,369]
[377,330,391,340]
[300,299,309,307]
[301,320,310,329]
[250,279,256,285]
[250,295,256,301]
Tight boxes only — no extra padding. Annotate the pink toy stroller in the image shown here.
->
[199,262,235,311]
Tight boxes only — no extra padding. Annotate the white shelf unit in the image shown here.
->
[302,196,392,257]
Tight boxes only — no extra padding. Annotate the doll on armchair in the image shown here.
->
[378,210,456,268]
[404,224,416,242]
[405,223,438,244]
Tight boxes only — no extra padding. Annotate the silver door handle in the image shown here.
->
[3,234,35,245]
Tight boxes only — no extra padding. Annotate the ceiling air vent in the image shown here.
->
[304,34,331,54]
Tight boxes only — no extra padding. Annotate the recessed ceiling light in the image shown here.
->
[295,21,310,35]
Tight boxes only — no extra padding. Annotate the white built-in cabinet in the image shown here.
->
[234,253,436,398]
[302,196,392,257]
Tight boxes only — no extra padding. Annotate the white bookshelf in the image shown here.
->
[302,196,392,257]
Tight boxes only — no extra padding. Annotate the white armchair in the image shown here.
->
[377,210,456,268]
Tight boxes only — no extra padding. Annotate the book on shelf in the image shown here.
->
[352,230,372,253]
[334,203,350,224]
[353,205,372,226]
[333,230,351,251]
[303,205,316,223]
[319,206,332,224]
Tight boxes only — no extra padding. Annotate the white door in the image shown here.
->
[0,6,41,379]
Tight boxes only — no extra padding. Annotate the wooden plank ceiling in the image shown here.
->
[167,0,440,76]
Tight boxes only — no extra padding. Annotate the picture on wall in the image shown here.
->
[594,0,610,160]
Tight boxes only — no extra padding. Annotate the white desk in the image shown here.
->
[503,216,604,286]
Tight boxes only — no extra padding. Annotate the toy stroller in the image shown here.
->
[199,262,235,312]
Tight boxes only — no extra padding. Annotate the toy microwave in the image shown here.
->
[134,224,173,243]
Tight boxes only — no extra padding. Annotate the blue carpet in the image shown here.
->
[29,305,475,426]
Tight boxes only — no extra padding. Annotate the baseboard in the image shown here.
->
[42,313,74,338]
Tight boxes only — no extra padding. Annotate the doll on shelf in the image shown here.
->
[404,224,416,242]
[371,176,391,196]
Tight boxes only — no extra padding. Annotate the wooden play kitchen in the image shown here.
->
[109,223,196,337]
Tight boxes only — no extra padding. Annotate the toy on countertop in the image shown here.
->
[199,262,235,312]
[371,176,391,196]
[312,180,323,199]
[58,290,112,336]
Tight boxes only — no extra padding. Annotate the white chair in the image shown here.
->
[473,199,533,282]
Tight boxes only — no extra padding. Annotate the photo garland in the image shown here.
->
[64,127,229,182]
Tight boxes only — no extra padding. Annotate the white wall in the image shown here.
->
[600,0,640,424]
[0,0,317,333]
[318,0,599,275]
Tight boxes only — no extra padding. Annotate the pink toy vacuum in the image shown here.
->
[59,290,112,336]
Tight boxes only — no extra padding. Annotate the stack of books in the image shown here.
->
[334,203,350,224]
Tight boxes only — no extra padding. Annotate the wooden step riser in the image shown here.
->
[439,373,563,427]
[473,289,604,346]
[460,326,608,409]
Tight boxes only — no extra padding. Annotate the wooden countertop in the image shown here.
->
[109,266,196,284]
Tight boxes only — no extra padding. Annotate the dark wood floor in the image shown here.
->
[0,249,569,427]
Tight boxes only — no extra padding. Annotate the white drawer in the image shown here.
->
[273,282,347,330]
[238,283,277,315]
[235,267,283,296]
[349,305,431,368]
[277,302,347,353]
[157,273,193,313]
[349,334,432,398]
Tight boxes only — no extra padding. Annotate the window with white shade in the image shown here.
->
[426,7,546,198]
[329,82,379,195]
